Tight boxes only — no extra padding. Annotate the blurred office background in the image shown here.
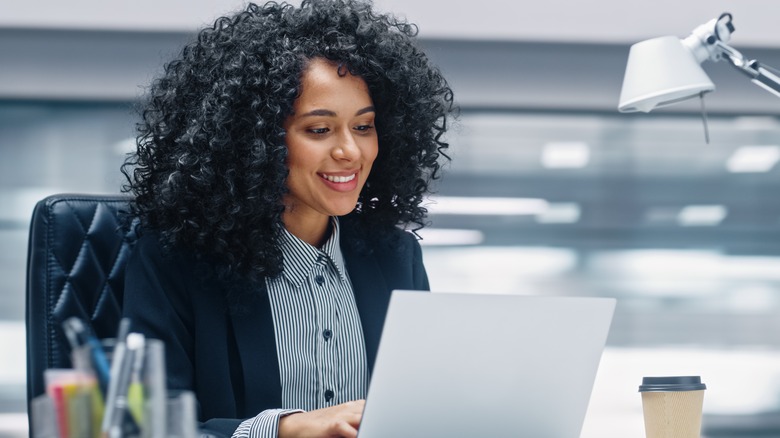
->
[3,0,780,436]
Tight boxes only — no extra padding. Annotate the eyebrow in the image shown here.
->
[299,106,376,118]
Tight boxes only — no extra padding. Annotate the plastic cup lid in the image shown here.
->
[639,376,706,392]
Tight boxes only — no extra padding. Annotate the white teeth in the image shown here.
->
[322,173,356,183]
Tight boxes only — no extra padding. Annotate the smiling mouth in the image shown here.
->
[320,173,356,183]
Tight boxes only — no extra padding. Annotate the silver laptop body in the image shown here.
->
[358,291,616,438]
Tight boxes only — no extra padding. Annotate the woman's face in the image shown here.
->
[282,58,378,234]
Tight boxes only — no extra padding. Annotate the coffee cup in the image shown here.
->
[639,376,706,438]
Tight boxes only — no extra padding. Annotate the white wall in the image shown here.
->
[2,0,780,47]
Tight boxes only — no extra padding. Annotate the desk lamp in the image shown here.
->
[618,13,780,114]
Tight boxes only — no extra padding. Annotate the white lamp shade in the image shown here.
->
[618,36,715,113]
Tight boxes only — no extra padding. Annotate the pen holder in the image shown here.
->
[63,337,196,438]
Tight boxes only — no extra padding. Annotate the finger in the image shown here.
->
[333,420,359,438]
[326,405,362,428]
[344,411,362,428]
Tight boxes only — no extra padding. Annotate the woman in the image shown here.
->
[121,1,454,437]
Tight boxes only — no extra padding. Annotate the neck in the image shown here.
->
[283,214,331,247]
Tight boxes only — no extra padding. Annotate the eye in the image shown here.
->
[307,127,330,135]
[354,123,375,132]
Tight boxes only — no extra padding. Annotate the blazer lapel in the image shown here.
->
[228,281,282,414]
[342,243,391,372]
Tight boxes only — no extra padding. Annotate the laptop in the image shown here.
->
[358,291,616,438]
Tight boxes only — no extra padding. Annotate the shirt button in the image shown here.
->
[323,329,333,341]
[314,275,325,286]
[324,389,334,402]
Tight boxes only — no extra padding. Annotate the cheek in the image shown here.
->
[364,139,379,164]
[285,137,313,170]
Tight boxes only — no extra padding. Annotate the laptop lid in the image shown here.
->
[358,291,616,438]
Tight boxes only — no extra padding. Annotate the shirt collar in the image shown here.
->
[278,217,347,287]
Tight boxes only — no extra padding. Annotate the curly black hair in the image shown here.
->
[121,0,455,282]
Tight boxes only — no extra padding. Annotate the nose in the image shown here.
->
[332,128,361,161]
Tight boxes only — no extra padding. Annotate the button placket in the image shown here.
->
[312,262,338,406]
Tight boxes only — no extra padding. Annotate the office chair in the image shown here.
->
[25,194,136,414]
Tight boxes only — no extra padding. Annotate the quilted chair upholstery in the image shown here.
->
[25,194,136,410]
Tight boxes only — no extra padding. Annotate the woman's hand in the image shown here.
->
[278,400,366,438]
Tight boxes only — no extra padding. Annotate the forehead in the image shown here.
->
[294,59,372,109]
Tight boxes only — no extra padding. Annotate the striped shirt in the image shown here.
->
[232,218,369,438]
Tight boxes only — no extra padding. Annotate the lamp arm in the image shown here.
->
[713,40,780,98]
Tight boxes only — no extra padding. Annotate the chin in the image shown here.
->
[330,207,357,217]
[328,201,360,217]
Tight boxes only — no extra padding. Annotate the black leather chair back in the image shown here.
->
[25,194,136,409]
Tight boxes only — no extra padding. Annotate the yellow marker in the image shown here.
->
[127,381,145,425]
[88,377,105,438]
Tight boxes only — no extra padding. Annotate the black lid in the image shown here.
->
[639,376,706,392]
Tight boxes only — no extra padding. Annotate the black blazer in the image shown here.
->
[123,220,429,437]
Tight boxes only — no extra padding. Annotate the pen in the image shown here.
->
[62,317,111,396]
[126,333,146,427]
[115,318,131,348]
[108,334,144,438]
[100,319,137,436]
